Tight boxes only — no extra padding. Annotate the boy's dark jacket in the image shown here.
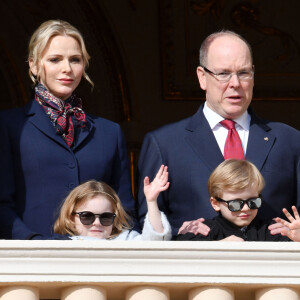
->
[173,215,291,241]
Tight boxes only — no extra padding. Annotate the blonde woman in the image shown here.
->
[0,20,135,239]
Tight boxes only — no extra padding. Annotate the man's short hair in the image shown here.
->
[207,159,264,198]
[199,30,253,66]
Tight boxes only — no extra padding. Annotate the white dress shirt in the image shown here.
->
[203,102,251,156]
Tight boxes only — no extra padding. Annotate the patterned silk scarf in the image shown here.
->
[34,83,87,147]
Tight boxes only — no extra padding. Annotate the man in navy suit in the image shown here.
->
[137,30,300,236]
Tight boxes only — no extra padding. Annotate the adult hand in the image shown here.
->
[274,206,300,242]
[178,218,210,236]
[221,235,244,242]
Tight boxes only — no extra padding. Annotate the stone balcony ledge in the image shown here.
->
[0,240,300,300]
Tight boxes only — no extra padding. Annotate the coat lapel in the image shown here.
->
[25,99,94,151]
[184,105,276,173]
[246,109,275,171]
[73,115,95,151]
[185,105,224,172]
[25,99,69,149]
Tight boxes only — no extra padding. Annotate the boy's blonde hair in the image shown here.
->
[28,19,93,87]
[54,180,131,239]
[208,159,265,198]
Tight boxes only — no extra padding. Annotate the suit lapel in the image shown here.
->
[73,116,95,151]
[185,105,224,172]
[184,105,276,173]
[25,99,94,151]
[246,110,275,171]
[26,100,69,149]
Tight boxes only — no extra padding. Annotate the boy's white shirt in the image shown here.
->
[71,211,172,241]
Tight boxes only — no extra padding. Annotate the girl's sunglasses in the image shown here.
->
[215,195,262,212]
[73,211,116,226]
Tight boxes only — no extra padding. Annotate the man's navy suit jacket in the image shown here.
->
[0,99,135,239]
[138,105,300,235]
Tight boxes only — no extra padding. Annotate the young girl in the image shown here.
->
[54,165,171,240]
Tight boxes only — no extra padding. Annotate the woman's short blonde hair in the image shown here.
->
[54,180,132,239]
[28,19,93,87]
[207,159,265,198]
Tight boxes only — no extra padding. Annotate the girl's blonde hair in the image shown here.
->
[28,19,93,87]
[54,180,132,239]
[208,159,265,198]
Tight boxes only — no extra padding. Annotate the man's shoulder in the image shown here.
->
[151,117,191,133]
[143,118,192,147]
[145,107,204,138]
[250,110,300,136]
[255,120,300,142]
[265,120,299,134]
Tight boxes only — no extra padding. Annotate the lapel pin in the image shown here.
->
[264,137,269,141]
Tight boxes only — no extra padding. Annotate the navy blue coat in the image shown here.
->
[137,105,300,235]
[0,99,135,239]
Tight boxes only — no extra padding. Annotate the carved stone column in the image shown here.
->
[61,285,106,300]
[255,287,300,300]
[189,287,235,300]
[0,286,39,300]
[126,286,169,300]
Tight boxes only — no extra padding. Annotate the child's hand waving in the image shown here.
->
[274,206,300,242]
[143,165,170,233]
[144,165,170,203]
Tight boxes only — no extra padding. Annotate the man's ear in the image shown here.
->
[29,58,38,76]
[210,197,221,212]
[196,66,207,91]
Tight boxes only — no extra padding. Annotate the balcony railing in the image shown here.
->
[0,240,300,300]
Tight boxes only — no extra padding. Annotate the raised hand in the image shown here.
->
[144,164,170,203]
[274,206,300,242]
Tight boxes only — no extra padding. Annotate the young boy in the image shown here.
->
[174,159,298,242]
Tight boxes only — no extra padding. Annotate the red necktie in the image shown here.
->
[220,119,245,160]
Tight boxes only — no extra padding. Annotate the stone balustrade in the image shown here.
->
[0,240,300,300]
